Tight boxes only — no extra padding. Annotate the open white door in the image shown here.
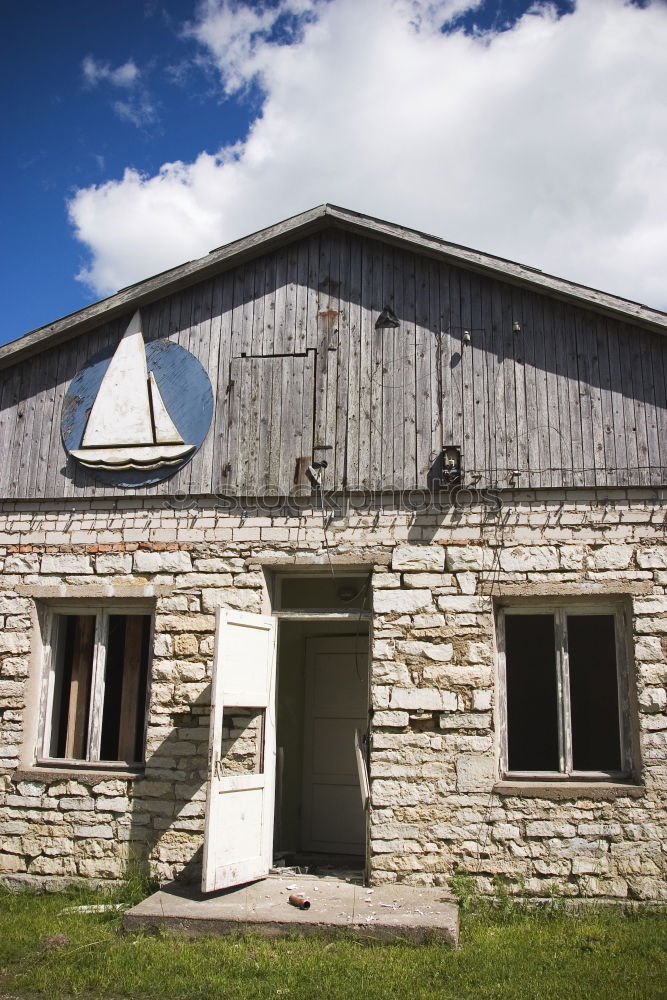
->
[354,729,370,812]
[202,609,277,893]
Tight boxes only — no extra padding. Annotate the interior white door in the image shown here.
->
[301,636,369,855]
[201,610,277,893]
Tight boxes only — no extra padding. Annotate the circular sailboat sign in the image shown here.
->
[62,311,213,488]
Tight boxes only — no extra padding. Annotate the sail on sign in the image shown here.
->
[62,310,213,487]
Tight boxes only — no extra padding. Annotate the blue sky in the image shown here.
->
[2,0,244,340]
[2,0,665,346]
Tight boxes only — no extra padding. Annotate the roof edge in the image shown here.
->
[2,203,666,370]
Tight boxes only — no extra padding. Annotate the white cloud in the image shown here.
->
[81,55,157,126]
[82,55,141,88]
[182,0,316,95]
[70,0,667,311]
[112,94,158,127]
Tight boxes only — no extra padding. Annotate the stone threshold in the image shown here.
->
[122,874,460,945]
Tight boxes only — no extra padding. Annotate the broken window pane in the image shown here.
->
[505,614,559,771]
[46,610,151,764]
[503,606,627,778]
[100,615,152,762]
[568,614,621,772]
[217,708,265,775]
[51,615,96,759]
[279,575,371,611]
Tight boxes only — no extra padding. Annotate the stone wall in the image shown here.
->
[0,489,665,898]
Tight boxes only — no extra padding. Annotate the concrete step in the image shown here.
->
[123,874,459,945]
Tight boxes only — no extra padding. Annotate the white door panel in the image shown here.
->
[301,636,369,855]
[309,783,366,847]
[202,610,277,893]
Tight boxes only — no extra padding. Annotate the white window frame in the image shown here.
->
[37,602,153,771]
[496,602,633,781]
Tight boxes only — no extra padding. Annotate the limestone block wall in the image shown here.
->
[0,489,665,898]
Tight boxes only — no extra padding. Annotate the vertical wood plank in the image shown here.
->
[438,263,455,450]
[263,251,278,356]
[323,231,346,490]
[489,278,507,488]
[357,236,374,490]
[301,349,316,488]
[476,275,495,488]
[500,282,517,486]
[459,267,474,480]
[22,351,52,499]
[226,265,251,491]
[649,332,667,485]
[15,350,42,498]
[595,313,616,487]
[86,612,108,761]
[266,259,284,490]
[322,232,341,489]
[283,242,298,355]
[531,291,552,489]
[563,304,584,487]
[512,286,529,484]
[541,297,560,489]
[201,274,224,494]
[369,239,384,489]
[345,234,361,490]
[415,256,432,485]
[427,258,443,476]
[312,233,333,465]
[65,615,95,760]
[617,323,639,487]
[64,323,107,499]
[469,273,487,485]
[273,247,288,355]
[184,279,215,496]
[629,320,653,487]
[551,299,573,487]
[28,351,56,498]
[400,249,416,491]
[280,354,300,491]
[380,244,395,486]
[294,240,309,354]
[0,361,23,497]
[606,319,628,486]
[574,311,597,488]
[162,287,191,499]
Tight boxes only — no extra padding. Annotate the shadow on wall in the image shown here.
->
[128,683,211,887]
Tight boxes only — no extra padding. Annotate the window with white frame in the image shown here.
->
[39,606,152,767]
[497,604,632,779]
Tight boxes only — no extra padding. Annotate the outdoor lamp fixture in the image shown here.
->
[305,460,328,488]
[462,329,471,344]
[512,321,521,333]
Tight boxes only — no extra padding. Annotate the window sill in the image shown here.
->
[493,781,645,800]
[14,765,144,785]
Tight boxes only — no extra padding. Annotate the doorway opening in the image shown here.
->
[272,574,371,879]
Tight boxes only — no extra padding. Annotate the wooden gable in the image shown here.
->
[1,216,666,499]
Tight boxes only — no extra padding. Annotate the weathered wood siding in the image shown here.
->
[1,228,666,499]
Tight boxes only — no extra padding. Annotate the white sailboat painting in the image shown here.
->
[70,311,195,471]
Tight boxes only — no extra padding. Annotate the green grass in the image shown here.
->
[0,883,666,1000]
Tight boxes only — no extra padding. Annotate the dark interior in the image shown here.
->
[505,613,559,771]
[568,614,621,771]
